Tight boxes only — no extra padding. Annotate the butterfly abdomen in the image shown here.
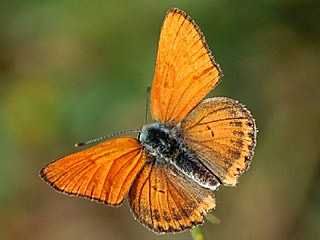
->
[139,123,220,191]
[173,150,220,191]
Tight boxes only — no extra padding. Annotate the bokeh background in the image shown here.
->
[1,0,319,240]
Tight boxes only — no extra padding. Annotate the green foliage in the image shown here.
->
[191,227,205,240]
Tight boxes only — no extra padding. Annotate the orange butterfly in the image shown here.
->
[40,8,257,234]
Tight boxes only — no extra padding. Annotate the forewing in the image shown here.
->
[40,137,146,206]
[181,97,257,186]
[151,8,222,125]
[129,162,215,234]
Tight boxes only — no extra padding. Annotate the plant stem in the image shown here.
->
[191,226,205,240]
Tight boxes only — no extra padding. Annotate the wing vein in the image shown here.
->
[161,16,187,120]
[148,163,155,228]
[82,165,102,197]
[99,148,140,200]
[187,137,249,155]
[165,176,184,227]
[115,151,143,203]
[137,163,153,223]
[47,160,90,186]
[164,45,210,120]
[195,117,248,126]
[70,164,97,194]
[171,73,219,121]
[184,106,233,130]
[162,169,177,229]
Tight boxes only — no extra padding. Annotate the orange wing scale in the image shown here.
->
[181,97,257,186]
[129,162,215,233]
[151,8,222,124]
[40,137,146,206]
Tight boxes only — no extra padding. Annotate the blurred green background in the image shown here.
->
[1,0,319,239]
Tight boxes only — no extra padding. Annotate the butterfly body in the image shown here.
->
[40,8,257,234]
[139,122,221,191]
[139,123,180,161]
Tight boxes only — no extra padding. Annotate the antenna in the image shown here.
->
[75,129,141,147]
[145,86,151,125]
[75,86,150,148]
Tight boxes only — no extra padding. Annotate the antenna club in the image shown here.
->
[75,143,84,147]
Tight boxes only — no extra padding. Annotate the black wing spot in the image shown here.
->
[228,149,241,160]
[233,130,244,137]
[206,125,215,137]
[152,186,165,193]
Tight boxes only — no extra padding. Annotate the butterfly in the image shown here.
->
[40,8,257,234]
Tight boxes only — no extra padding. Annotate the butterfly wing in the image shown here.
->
[40,137,146,206]
[129,161,215,234]
[181,97,257,186]
[151,8,222,124]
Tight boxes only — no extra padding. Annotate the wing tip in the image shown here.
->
[39,167,56,188]
[39,166,73,197]
[39,166,125,207]
[166,8,223,88]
